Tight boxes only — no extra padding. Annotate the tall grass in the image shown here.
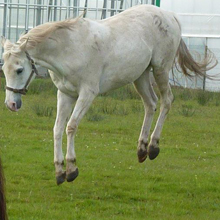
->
[0,75,5,91]
[196,90,213,106]
[173,86,220,107]
[28,78,57,95]
[103,84,140,100]
[178,104,195,117]
[0,78,220,220]
[32,104,54,117]
[0,77,57,94]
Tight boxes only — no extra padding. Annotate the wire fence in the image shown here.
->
[1,0,220,91]
[170,36,220,91]
[0,0,154,77]
[0,0,154,66]
[0,0,152,45]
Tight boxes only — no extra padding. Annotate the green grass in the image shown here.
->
[0,79,220,220]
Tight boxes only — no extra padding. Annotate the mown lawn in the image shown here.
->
[0,79,220,220]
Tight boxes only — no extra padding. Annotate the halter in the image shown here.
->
[5,51,39,95]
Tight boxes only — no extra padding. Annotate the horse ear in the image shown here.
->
[19,38,29,51]
[1,36,7,48]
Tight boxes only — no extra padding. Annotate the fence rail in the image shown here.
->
[170,35,220,91]
[0,0,154,63]
[1,1,220,91]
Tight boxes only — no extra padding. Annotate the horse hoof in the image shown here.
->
[137,148,148,163]
[148,145,160,160]
[56,171,66,185]
[66,168,79,182]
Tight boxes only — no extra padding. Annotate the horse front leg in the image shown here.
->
[65,88,97,182]
[54,90,75,185]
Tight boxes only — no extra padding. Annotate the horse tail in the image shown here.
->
[176,38,218,79]
[0,156,7,220]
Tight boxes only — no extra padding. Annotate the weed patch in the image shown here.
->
[32,104,54,117]
[179,105,195,117]
[178,89,194,101]
[197,90,213,106]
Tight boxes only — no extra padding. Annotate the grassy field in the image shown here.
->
[0,78,220,220]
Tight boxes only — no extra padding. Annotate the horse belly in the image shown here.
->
[99,52,151,94]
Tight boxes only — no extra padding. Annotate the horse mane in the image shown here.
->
[0,156,7,220]
[18,17,79,50]
[2,14,84,59]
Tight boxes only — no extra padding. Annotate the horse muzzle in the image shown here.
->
[5,100,22,112]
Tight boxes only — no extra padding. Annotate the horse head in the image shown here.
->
[1,36,37,112]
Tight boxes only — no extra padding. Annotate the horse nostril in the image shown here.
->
[5,101,17,112]
[11,102,17,111]
[16,100,22,109]
[5,100,22,111]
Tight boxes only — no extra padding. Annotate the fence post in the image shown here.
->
[24,0,30,33]
[36,0,42,25]
[48,0,53,21]
[8,0,12,39]
[203,43,208,91]
[54,0,57,21]
[120,0,124,11]
[2,0,8,38]
[83,0,88,18]
[73,0,78,17]
[111,0,115,16]
[101,0,107,19]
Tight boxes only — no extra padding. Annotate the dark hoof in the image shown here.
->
[66,168,79,182]
[148,145,160,160]
[137,148,148,163]
[56,171,66,185]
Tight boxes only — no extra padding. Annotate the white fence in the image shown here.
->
[1,0,220,91]
[169,12,220,91]
[162,0,220,91]
[0,0,153,50]
[170,36,220,91]
[0,0,154,63]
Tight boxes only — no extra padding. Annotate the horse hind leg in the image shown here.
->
[133,67,158,163]
[148,66,174,160]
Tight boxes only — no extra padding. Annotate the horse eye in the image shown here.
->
[16,68,23,75]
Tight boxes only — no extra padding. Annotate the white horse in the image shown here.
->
[1,5,216,185]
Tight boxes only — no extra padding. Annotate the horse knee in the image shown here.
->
[143,94,157,113]
[160,90,173,112]
[169,90,174,103]
[162,99,172,112]
[66,121,78,135]
[147,101,157,113]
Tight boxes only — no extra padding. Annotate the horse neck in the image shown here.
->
[30,35,68,73]
[29,42,59,72]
